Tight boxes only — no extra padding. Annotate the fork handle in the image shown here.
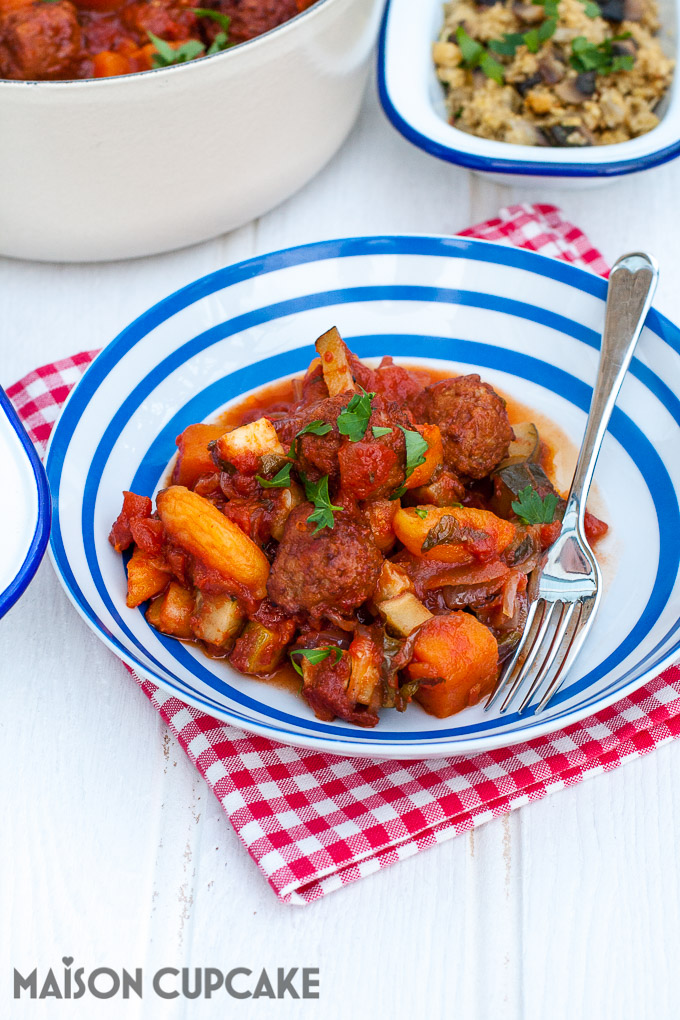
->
[562,252,659,533]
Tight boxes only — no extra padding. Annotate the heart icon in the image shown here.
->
[62,957,74,968]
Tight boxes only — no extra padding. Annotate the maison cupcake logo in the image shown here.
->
[13,960,320,1000]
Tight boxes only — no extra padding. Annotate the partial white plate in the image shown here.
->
[45,236,680,758]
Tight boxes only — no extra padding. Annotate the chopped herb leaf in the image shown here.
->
[611,53,635,71]
[456,25,484,65]
[298,420,333,437]
[389,427,429,500]
[570,34,634,74]
[538,15,558,41]
[207,31,230,54]
[290,646,342,676]
[532,0,559,16]
[148,32,206,67]
[402,426,428,478]
[581,0,601,14]
[479,51,505,84]
[371,426,393,439]
[256,462,292,489]
[414,508,429,519]
[456,27,505,84]
[488,32,525,56]
[303,474,342,534]
[191,7,232,32]
[337,387,376,443]
[489,11,556,58]
[511,485,559,525]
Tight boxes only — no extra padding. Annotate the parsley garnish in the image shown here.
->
[148,19,231,67]
[256,462,291,489]
[290,647,342,676]
[206,32,231,55]
[297,420,333,437]
[390,427,429,500]
[414,508,429,520]
[148,33,206,67]
[337,388,375,443]
[456,27,505,85]
[581,0,601,15]
[372,426,393,439]
[191,7,232,32]
[533,0,559,18]
[489,0,557,58]
[570,34,634,74]
[511,486,559,525]
[191,9,233,55]
[489,32,527,57]
[402,427,428,476]
[303,475,342,534]
[255,422,331,490]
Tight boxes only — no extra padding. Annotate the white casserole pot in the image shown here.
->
[0,0,384,262]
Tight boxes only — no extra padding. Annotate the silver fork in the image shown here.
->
[485,252,659,716]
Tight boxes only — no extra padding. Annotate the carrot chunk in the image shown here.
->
[407,613,498,717]
[172,424,225,489]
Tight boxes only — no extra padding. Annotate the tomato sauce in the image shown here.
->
[0,0,316,81]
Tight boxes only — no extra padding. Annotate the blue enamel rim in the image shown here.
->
[376,0,680,179]
[0,386,51,619]
[45,236,680,752]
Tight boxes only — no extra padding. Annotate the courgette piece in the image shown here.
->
[495,422,539,470]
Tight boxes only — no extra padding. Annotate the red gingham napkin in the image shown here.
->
[10,204,680,905]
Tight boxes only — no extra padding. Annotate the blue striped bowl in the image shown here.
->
[45,237,680,758]
[0,387,51,618]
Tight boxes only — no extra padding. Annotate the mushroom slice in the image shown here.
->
[555,71,597,104]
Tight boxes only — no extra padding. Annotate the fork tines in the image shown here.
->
[486,593,597,715]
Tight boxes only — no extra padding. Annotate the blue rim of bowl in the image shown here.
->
[0,386,51,618]
[44,235,680,752]
[376,0,680,178]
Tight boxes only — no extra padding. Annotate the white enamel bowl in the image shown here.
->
[378,0,680,185]
[0,0,384,263]
[46,236,680,758]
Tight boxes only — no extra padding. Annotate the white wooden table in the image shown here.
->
[3,79,680,1020]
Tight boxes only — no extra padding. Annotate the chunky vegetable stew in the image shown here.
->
[0,0,316,81]
[110,329,608,728]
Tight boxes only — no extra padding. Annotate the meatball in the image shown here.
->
[120,0,196,46]
[412,375,514,479]
[0,1,81,80]
[347,352,423,404]
[275,392,348,482]
[267,504,383,618]
[217,0,300,43]
[336,397,412,499]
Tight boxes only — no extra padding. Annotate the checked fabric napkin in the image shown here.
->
[10,203,680,905]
